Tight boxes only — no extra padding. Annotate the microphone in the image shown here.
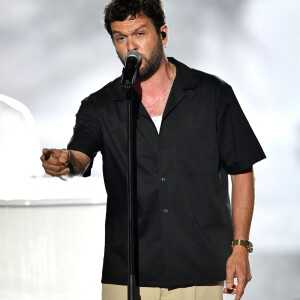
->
[121,50,141,92]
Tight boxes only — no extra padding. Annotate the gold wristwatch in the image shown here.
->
[231,239,253,253]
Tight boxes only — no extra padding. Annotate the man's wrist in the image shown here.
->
[62,149,76,174]
[232,245,249,255]
[232,239,253,253]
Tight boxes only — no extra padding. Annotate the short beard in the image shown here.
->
[138,40,164,79]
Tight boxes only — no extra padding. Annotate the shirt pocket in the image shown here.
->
[175,128,219,176]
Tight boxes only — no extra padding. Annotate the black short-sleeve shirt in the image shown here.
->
[68,58,266,287]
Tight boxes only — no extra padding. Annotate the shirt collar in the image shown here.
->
[108,57,204,101]
[168,57,205,91]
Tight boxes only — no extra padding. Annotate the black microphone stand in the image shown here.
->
[121,50,141,300]
[123,85,138,300]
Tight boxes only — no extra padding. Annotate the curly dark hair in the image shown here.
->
[104,0,166,37]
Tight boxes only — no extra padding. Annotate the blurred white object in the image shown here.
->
[0,94,43,183]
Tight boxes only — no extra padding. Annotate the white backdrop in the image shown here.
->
[0,0,299,299]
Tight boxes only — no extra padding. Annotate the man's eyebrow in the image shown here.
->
[112,25,147,36]
[112,30,124,36]
[132,25,147,33]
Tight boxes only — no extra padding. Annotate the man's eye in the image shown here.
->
[116,36,125,42]
[137,32,144,36]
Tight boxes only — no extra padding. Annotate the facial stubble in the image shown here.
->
[117,35,164,79]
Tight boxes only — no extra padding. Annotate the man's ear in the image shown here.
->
[160,24,168,44]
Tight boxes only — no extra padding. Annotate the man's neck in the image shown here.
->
[133,57,174,102]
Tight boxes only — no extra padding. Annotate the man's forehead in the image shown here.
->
[111,14,154,34]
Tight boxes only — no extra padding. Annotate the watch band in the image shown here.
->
[232,239,253,253]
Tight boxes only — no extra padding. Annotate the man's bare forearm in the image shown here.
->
[230,168,255,241]
[223,168,254,298]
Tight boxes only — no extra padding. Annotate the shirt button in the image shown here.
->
[155,148,158,152]
[161,177,166,182]
[163,209,168,213]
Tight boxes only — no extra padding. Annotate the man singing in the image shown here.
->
[41,1,266,299]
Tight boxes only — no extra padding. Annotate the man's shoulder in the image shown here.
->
[191,68,227,87]
[171,58,230,90]
[83,76,123,105]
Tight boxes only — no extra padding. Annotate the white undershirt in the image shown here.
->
[151,115,163,134]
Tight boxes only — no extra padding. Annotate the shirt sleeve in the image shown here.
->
[217,82,266,174]
[67,96,102,177]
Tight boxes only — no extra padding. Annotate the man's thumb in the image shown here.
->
[226,281,234,289]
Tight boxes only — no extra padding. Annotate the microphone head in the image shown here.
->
[125,50,142,65]
[121,50,141,92]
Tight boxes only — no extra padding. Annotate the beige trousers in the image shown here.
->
[102,282,224,300]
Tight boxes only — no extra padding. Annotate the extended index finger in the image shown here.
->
[41,148,52,161]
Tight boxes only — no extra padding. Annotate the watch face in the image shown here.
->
[248,241,253,253]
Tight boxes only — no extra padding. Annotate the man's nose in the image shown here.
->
[127,37,138,51]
